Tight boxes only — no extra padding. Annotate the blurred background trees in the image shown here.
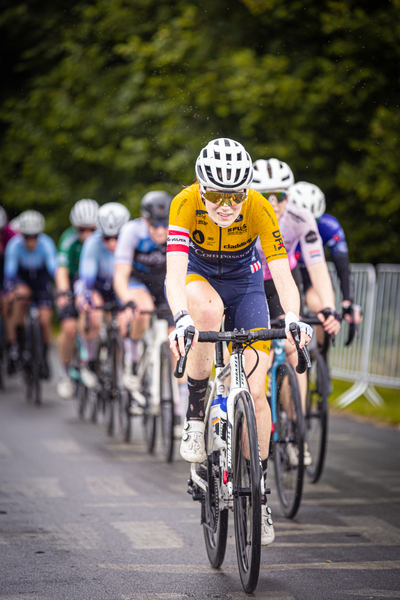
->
[0,0,399,262]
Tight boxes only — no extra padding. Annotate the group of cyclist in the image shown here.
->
[0,136,361,549]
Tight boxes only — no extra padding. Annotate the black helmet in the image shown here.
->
[140,191,173,225]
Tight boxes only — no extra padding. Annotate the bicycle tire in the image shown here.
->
[159,341,175,462]
[305,348,329,483]
[32,317,43,406]
[273,362,304,519]
[119,390,132,443]
[233,390,262,594]
[142,345,157,453]
[77,382,87,419]
[107,336,119,437]
[203,408,228,569]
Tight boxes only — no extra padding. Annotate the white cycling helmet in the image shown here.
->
[252,158,294,191]
[18,210,45,235]
[9,215,21,232]
[289,181,326,219]
[96,202,130,237]
[70,198,99,227]
[0,206,7,230]
[196,138,253,191]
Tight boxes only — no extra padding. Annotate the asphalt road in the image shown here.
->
[0,358,399,600]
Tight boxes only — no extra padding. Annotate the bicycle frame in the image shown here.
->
[269,338,287,444]
[136,315,179,413]
[190,341,264,510]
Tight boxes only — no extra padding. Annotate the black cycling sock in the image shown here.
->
[186,375,209,422]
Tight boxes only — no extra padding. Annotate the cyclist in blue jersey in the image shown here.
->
[4,210,58,376]
[75,202,130,388]
[289,181,362,326]
[113,191,186,431]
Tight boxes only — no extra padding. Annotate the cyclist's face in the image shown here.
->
[204,188,244,228]
[102,235,118,252]
[23,234,38,250]
[77,226,96,243]
[147,221,168,244]
[264,190,288,219]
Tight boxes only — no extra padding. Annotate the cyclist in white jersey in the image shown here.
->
[253,158,341,466]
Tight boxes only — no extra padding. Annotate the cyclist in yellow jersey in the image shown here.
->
[166,138,313,546]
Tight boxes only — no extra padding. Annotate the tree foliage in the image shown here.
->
[0,0,399,262]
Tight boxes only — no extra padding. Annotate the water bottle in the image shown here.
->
[210,395,228,449]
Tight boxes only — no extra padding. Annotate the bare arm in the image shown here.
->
[307,261,341,335]
[268,258,300,317]
[113,263,132,303]
[166,253,189,316]
[307,261,335,309]
[54,266,70,292]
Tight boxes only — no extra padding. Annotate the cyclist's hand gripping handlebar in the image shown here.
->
[289,322,312,374]
[174,325,196,379]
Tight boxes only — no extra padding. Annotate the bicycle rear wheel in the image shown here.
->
[141,347,157,453]
[305,349,329,483]
[159,342,174,462]
[233,391,261,594]
[273,362,304,519]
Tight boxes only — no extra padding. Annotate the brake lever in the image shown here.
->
[289,322,312,374]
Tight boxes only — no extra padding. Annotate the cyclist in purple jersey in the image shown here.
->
[289,181,362,326]
[252,158,341,467]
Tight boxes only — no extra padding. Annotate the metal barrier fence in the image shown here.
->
[327,263,400,408]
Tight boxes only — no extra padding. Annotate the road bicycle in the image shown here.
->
[88,300,134,437]
[17,292,47,406]
[301,312,335,483]
[126,305,179,462]
[179,324,309,594]
[268,333,306,519]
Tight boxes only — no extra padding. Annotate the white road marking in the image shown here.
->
[86,476,138,496]
[122,595,188,600]
[49,523,101,550]
[93,560,400,573]
[85,501,192,508]
[41,438,82,453]
[302,496,400,506]
[329,434,384,448]
[344,590,400,598]
[0,477,64,497]
[340,516,400,546]
[0,524,100,550]
[111,521,183,549]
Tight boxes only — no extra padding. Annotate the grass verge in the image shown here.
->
[329,378,400,428]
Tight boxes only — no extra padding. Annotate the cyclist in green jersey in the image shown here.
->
[55,199,98,398]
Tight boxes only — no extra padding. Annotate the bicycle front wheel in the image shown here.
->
[273,362,304,519]
[305,349,329,483]
[159,342,175,462]
[233,391,261,594]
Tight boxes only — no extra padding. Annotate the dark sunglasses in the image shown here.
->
[261,190,289,203]
[78,226,96,233]
[23,234,38,240]
[103,235,118,242]
[148,220,168,229]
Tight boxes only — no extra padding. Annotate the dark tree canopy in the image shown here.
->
[0,0,399,262]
